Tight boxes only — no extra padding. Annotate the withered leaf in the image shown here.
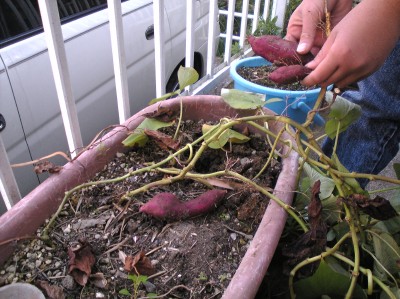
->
[34,160,62,174]
[36,280,65,299]
[68,239,96,286]
[144,129,180,151]
[348,194,398,220]
[282,180,327,277]
[123,250,156,276]
[143,106,177,122]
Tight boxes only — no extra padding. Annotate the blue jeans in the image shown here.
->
[322,40,400,188]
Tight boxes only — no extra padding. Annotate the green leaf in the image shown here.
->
[122,118,174,147]
[119,288,131,296]
[178,66,199,90]
[202,124,250,149]
[393,163,400,180]
[302,161,335,199]
[324,91,361,139]
[146,293,158,298]
[221,88,267,109]
[370,224,400,279]
[294,258,367,299]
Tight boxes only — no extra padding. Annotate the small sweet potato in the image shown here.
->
[139,189,227,220]
[268,65,312,84]
[247,35,314,66]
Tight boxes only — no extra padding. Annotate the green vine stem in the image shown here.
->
[289,231,396,299]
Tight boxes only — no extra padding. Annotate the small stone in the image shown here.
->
[7,274,14,282]
[143,281,156,293]
[6,265,16,273]
[0,270,5,275]
[116,152,124,158]
[12,277,18,283]
[45,259,52,265]
[35,260,42,267]
[95,234,101,239]
[230,233,237,241]
[96,292,105,298]
[25,273,32,279]
[54,261,62,268]
[62,275,76,290]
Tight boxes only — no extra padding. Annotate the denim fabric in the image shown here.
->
[322,40,400,188]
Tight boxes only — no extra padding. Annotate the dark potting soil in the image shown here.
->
[0,119,283,299]
[237,65,315,91]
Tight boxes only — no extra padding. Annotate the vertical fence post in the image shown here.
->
[38,0,83,157]
[185,0,195,69]
[153,0,166,97]
[251,0,262,32]
[271,0,288,29]
[0,136,21,210]
[262,0,271,20]
[206,0,218,77]
[239,0,249,47]
[224,0,236,64]
[108,0,130,123]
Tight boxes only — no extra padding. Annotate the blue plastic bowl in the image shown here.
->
[230,56,332,126]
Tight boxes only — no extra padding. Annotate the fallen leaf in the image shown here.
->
[36,280,65,299]
[34,160,62,174]
[144,129,180,151]
[123,250,156,276]
[68,239,96,286]
[143,106,177,122]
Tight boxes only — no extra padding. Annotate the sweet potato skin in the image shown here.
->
[139,189,227,220]
[268,65,312,84]
[247,35,314,66]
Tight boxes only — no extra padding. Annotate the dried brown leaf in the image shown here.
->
[36,280,65,299]
[143,106,177,122]
[123,250,156,276]
[144,129,180,151]
[347,194,398,220]
[34,160,62,174]
[90,272,108,289]
[68,239,96,286]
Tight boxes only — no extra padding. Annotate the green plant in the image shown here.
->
[119,274,156,299]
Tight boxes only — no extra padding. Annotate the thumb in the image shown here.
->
[296,10,320,54]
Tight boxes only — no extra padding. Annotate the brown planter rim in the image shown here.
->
[0,95,298,299]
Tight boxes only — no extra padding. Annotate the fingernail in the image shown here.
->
[297,42,307,53]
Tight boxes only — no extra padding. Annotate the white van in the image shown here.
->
[0,0,219,211]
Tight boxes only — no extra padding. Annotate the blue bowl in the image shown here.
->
[230,56,332,126]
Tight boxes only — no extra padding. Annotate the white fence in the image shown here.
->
[0,0,288,211]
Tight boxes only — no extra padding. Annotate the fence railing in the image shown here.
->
[0,0,288,211]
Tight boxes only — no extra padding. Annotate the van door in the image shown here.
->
[0,0,172,187]
[0,57,39,201]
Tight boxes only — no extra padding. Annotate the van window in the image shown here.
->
[0,0,108,47]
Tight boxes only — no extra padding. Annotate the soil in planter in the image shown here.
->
[0,120,282,299]
[237,65,316,91]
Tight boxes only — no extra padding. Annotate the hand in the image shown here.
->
[285,0,352,54]
[302,0,400,87]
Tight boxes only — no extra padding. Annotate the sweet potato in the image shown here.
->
[139,189,227,220]
[247,35,314,66]
[268,65,312,84]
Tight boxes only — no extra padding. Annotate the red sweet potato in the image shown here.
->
[247,35,314,66]
[268,65,312,84]
[139,189,227,220]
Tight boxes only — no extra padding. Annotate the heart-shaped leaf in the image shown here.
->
[202,124,250,149]
[221,89,267,109]
[178,66,199,90]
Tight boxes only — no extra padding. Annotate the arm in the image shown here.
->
[303,0,400,87]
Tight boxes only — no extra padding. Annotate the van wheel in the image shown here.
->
[166,53,204,93]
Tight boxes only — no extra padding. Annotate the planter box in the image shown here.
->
[0,95,298,299]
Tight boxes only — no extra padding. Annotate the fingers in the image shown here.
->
[296,7,322,54]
